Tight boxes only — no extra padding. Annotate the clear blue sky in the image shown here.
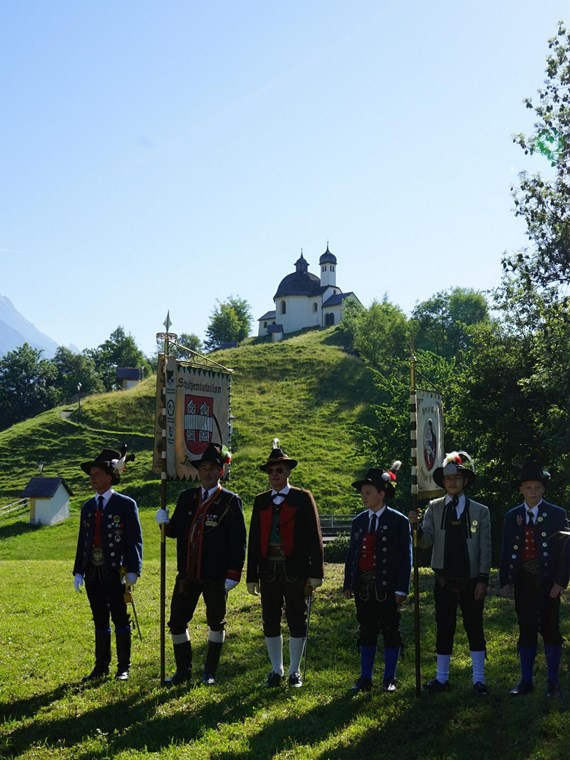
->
[1,1,567,356]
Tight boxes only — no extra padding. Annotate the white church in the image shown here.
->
[257,246,362,340]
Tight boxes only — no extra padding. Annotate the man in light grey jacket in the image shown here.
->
[409,451,491,696]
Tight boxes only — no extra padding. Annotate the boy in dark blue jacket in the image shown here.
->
[343,462,411,692]
[499,461,570,698]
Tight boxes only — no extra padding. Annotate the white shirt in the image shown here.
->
[96,488,114,509]
[445,493,466,518]
[367,506,386,531]
[524,501,542,524]
[271,485,290,504]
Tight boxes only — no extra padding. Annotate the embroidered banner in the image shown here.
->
[415,389,444,498]
[153,355,232,480]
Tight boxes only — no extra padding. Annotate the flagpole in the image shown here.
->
[410,349,422,697]
[156,312,176,685]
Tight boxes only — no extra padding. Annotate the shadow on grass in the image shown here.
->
[0,520,40,541]
[0,682,71,723]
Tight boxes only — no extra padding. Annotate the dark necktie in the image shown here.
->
[273,491,285,506]
[369,513,378,534]
[451,495,460,520]
[527,510,534,526]
[203,489,209,501]
[97,496,104,511]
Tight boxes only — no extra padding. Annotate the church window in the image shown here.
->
[281,301,286,315]
[313,303,318,312]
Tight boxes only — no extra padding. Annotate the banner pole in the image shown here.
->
[410,349,422,698]
[157,316,174,685]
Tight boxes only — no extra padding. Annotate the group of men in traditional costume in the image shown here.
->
[73,442,569,698]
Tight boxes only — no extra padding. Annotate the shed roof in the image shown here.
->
[22,477,74,498]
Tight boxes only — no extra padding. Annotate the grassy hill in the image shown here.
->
[0,327,378,514]
[1,328,570,759]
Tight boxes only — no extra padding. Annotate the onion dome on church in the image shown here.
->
[274,253,321,298]
[319,244,337,265]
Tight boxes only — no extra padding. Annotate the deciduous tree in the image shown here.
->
[0,344,59,430]
[204,296,252,351]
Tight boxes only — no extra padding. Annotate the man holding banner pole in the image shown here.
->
[409,451,491,696]
[156,443,246,686]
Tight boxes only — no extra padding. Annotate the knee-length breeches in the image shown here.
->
[514,570,562,647]
[354,584,402,648]
[433,575,486,654]
[168,575,227,637]
[260,562,307,638]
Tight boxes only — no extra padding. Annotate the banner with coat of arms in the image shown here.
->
[415,389,444,499]
[153,354,232,480]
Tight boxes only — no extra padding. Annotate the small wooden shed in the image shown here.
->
[22,477,74,526]
[116,367,143,390]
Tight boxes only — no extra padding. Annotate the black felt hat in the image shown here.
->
[259,447,297,472]
[433,451,476,489]
[516,460,550,486]
[80,448,123,485]
[352,461,401,499]
[191,443,229,468]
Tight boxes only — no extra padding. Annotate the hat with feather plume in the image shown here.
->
[433,450,476,489]
[352,460,402,499]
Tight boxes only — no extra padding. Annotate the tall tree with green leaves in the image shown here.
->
[170,332,203,359]
[52,346,103,401]
[0,343,59,430]
[497,21,570,487]
[502,21,570,307]
[411,287,489,360]
[86,326,149,391]
[204,296,252,351]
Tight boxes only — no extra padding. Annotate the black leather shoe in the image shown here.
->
[288,672,303,688]
[202,673,216,686]
[82,666,109,682]
[165,670,192,686]
[351,676,373,692]
[266,671,284,688]
[472,681,488,696]
[547,682,561,698]
[114,668,129,681]
[510,680,533,696]
[382,678,397,692]
[423,678,451,693]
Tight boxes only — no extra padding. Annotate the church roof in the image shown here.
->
[322,291,352,307]
[258,310,276,321]
[319,244,337,265]
[274,253,321,298]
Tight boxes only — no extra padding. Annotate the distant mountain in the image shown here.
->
[0,295,59,358]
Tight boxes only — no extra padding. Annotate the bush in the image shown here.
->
[324,533,350,563]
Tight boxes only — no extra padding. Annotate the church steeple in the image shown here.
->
[295,251,309,273]
[319,243,337,287]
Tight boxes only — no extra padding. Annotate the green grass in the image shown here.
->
[1,328,570,758]
[1,558,569,759]
[0,328,377,513]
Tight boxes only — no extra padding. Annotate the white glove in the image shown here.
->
[307,578,323,592]
[73,574,84,593]
[225,578,238,592]
[126,572,138,586]
[247,582,260,596]
[155,508,170,525]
